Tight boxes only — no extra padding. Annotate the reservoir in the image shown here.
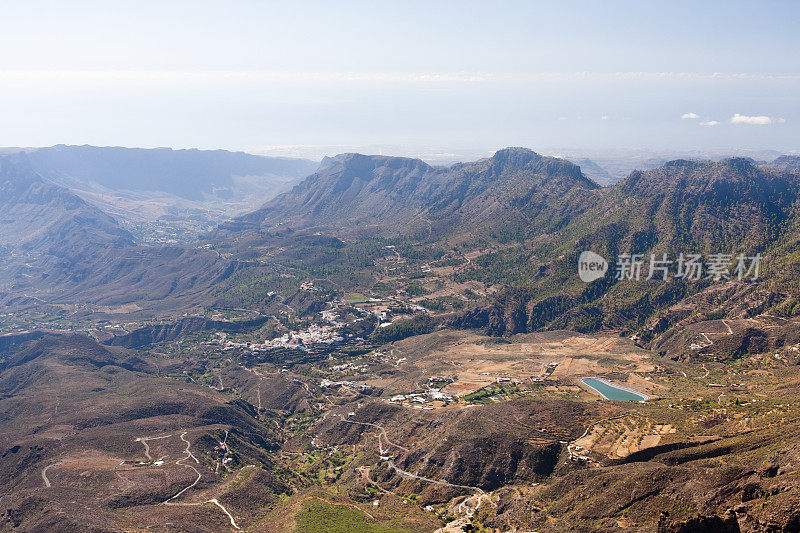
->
[582,377,648,402]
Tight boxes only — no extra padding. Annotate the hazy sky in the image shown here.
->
[1,0,798,157]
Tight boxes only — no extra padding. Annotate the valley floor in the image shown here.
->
[3,318,800,532]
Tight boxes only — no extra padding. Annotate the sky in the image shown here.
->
[0,0,798,158]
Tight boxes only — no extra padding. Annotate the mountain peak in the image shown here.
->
[491,147,543,167]
[218,146,601,240]
[768,155,800,174]
[721,156,758,173]
[311,153,433,190]
[620,156,788,199]
[662,158,705,171]
[328,152,430,168]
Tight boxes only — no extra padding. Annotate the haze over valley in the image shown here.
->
[2,2,800,532]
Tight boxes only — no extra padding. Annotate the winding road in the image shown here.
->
[40,431,241,530]
[332,414,409,453]
[159,431,241,530]
[693,319,733,351]
[163,432,203,504]
[334,414,491,517]
[41,457,125,488]
[135,434,173,461]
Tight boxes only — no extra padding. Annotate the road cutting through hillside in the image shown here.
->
[164,432,202,503]
[334,414,492,518]
[207,498,241,529]
[136,434,173,461]
[692,319,734,354]
[386,459,485,495]
[41,457,125,488]
[332,414,409,453]
[160,431,241,530]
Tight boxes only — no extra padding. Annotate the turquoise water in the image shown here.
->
[582,378,647,402]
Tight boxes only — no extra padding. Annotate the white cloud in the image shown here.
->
[730,113,773,125]
[601,115,609,120]
[681,112,699,120]
[699,120,719,126]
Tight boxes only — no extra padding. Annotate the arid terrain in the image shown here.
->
[5,148,800,532]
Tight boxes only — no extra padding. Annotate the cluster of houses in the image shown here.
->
[329,362,369,374]
[386,389,454,408]
[210,298,395,355]
[256,323,345,351]
[319,378,376,394]
[214,314,348,353]
[386,375,456,408]
[567,442,592,463]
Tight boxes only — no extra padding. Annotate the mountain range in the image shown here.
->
[21,144,318,201]
[0,154,134,267]
[4,145,318,243]
[6,145,800,532]
[219,147,599,241]
[0,154,243,313]
[7,145,800,336]
[769,155,800,173]
[211,148,800,345]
